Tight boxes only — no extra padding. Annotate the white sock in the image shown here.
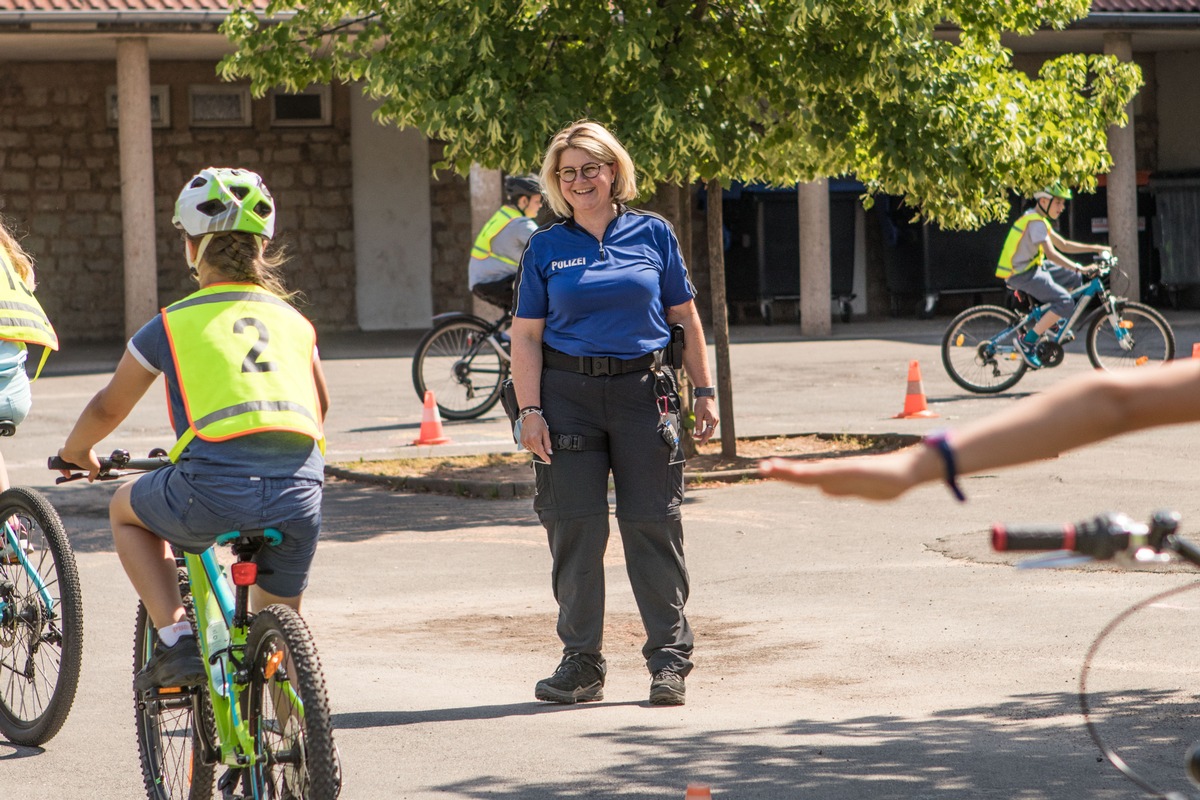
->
[158,621,193,648]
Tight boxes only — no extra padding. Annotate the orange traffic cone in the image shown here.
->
[412,390,452,445]
[1192,342,1200,358]
[685,785,712,799]
[893,360,939,419]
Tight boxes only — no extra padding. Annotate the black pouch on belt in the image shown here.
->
[499,379,519,431]
[669,324,685,370]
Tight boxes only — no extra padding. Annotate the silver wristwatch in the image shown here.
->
[694,386,716,398]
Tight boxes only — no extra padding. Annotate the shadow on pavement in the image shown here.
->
[415,689,1195,799]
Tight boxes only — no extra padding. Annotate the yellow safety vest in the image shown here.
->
[0,250,58,378]
[161,283,324,462]
[995,209,1051,279]
[470,205,524,266]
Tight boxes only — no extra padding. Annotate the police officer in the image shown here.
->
[58,167,330,692]
[510,121,719,707]
[468,174,543,311]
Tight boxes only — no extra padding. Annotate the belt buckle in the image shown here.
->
[559,434,584,451]
[588,357,613,377]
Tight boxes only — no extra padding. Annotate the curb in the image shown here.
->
[325,432,920,500]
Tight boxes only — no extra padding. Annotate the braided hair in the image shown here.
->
[186,231,295,301]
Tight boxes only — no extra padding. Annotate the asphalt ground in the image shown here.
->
[4,310,1200,798]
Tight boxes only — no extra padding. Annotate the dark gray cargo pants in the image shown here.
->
[533,365,694,676]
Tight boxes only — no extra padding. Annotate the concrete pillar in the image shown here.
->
[798,180,831,336]
[1104,32,1139,300]
[116,38,158,339]
[469,164,503,317]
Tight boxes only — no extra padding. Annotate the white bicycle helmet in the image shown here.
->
[173,167,276,239]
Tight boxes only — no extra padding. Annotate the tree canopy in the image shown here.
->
[221,0,1141,228]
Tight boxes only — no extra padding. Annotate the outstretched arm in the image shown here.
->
[761,360,1200,500]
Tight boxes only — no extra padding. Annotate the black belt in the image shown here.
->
[542,347,658,377]
[553,433,608,452]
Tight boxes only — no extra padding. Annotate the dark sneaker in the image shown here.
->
[534,654,605,704]
[135,635,206,692]
[1011,336,1042,369]
[649,669,686,706]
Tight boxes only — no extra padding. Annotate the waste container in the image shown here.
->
[1070,176,1158,302]
[720,181,860,324]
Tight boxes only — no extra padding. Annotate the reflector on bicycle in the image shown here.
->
[230,561,258,586]
[264,650,284,680]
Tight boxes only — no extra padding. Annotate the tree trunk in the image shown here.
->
[707,177,736,457]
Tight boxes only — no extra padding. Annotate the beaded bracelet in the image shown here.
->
[517,406,544,422]
[923,430,966,503]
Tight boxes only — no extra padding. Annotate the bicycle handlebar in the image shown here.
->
[991,510,1200,568]
[49,449,171,483]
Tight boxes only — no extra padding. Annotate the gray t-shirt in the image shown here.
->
[468,214,538,288]
[1011,217,1051,274]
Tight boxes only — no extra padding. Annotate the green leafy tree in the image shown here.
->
[221,0,1140,453]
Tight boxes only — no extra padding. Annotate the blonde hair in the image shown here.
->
[539,120,639,218]
[0,219,36,291]
[187,231,295,300]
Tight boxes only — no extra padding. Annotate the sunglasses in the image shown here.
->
[555,162,611,183]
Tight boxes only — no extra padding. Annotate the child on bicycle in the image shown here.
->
[995,183,1111,369]
[468,174,542,312]
[57,167,330,691]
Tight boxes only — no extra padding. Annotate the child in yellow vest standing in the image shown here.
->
[57,168,330,691]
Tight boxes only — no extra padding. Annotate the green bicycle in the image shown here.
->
[53,450,339,799]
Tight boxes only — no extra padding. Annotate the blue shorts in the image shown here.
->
[129,468,323,598]
[0,364,32,427]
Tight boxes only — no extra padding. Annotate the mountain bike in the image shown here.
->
[941,254,1175,394]
[993,509,1200,799]
[51,450,339,799]
[0,450,83,747]
[412,309,511,420]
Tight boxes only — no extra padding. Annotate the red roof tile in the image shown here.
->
[0,0,265,10]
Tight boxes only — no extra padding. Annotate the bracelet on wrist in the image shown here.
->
[694,386,716,398]
[923,430,966,503]
[517,406,544,422]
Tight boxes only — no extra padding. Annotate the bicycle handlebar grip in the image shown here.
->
[991,522,1077,552]
[47,455,92,471]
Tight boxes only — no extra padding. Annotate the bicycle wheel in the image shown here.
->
[941,305,1028,394]
[244,605,339,800]
[0,487,82,746]
[412,319,508,420]
[134,599,216,800]
[1086,300,1176,370]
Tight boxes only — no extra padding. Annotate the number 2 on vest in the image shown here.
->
[233,317,278,373]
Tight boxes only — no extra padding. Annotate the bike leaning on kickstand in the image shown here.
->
[941,253,1175,394]
[411,308,511,420]
[51,449,339,799]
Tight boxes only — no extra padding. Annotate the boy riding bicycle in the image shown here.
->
[995,183,1111,369]
[57,167,330,691]
[468,174,543,312]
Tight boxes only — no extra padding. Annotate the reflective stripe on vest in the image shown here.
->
[0,251,57,378]
[470,206,524,267]
[162,283,323,462]
[995,209,1050,279]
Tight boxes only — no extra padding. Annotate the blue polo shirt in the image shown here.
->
[513,208,695,359]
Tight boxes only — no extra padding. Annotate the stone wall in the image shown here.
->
[0,61,357,342]
[427,143,473,315]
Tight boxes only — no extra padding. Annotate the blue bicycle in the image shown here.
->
[0,483,82,746]
[941,254,1175,393]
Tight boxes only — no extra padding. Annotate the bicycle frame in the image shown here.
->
[150,528,304,772]
[988,273,1117,352]
[0,519,53,613]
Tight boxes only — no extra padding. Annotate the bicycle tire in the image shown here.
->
[1086,300,1176,370]
[244,605,339,800]
[133,597,216,800]
[412,318,508,420]
[941,305,1028,394]
[0,487,82,746]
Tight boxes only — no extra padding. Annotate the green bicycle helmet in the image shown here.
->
[1034,182,1073,201]
[173,167,276,239]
